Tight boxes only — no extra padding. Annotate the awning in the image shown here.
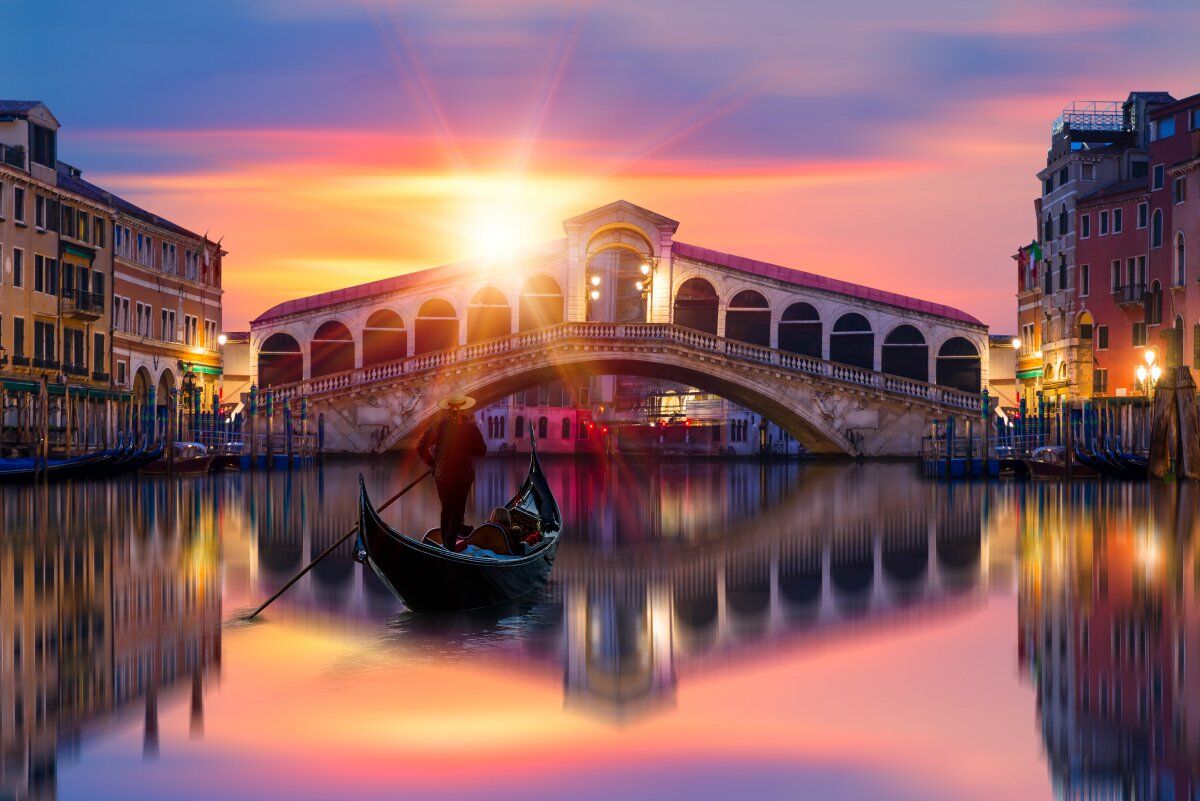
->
[1016,368,1044,380]
[185,363,223,376]
[2,379,40,393]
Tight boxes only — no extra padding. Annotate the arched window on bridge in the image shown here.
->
[725,290,770,347]
[538,416,548,440]
[258,332,303,387]
[562,417,572,439]
[936,337,981,393]
[363,309,407,366]
[830,313,874,370]
[311,320,354,378]
[672,277,718,334]
[518,276,564,332]
[467,286,512,343]
[778,302,821,358]
[515,415,525,439]
[414,298,459,354]
[881,324,928,382]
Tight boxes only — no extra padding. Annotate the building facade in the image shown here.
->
[0,101,224,446]
[1016,92,1177,404]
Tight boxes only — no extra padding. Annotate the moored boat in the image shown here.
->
[355,443,562,613]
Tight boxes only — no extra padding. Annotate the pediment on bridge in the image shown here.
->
[563,200,680,238]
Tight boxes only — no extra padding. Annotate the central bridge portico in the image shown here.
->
[250,201,989,456]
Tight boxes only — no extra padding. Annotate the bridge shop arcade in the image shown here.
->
[247,201,989,458]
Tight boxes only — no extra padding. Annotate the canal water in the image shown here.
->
[1,458,1196,800]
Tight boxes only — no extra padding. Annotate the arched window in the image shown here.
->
[562,417,572,439]
[515,415,525,439]
[881,324,928,382]
[414,298,458,354]
[724,289,770,347]
[1152,208,1164,249]
[778,302,821,358]
[311,320,354,377]
[1175,231,1186,286]
[518,276,563,331]
[1146,280,1163,325]
[363,309,406,366]
[1174,315,1185,365]
[467,286,512,343]
[830,313,873,370]
[673,277,718,334]
[537,416,548,439]
[936,337,981,393]
[1058,203,1068,236]
[258,332,302,387]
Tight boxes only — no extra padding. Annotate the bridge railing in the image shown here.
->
[269,322,982,412]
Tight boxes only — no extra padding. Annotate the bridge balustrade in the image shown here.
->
[267,322,982,412]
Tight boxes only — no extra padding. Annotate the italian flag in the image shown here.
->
[1027,240,1042,278]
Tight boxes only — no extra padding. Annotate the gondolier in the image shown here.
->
[417,393,487,548]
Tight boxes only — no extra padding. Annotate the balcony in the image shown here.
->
[91,371,110,383]
[63,363,89,378]
[11,355,29,367]
[31,358,60,371]
[0,143,25,170]
[1112,283,1146,308]
[63,290,104,320]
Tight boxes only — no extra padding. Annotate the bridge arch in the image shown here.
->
[311,320,354,378]
[466,286,512,343]
[363,309,407,366]
[935,336,981,393]
[258,332,303,387]
[778,301,821,358]
[830,312,874,370]
[724,289,770,346]
[672,276,719,334]
[881,324,928,382]
[414,297,459,354]
[378,344,863,455]
[518,275,564,331]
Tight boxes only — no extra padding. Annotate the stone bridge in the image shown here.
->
[249,200,989,456]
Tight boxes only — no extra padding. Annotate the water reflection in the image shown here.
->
[1,479,221,798]
[6,459,1200,798]
[1018,482,1200,800]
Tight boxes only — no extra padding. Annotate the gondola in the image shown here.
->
[0,447,121,484]
[355,439,562,613]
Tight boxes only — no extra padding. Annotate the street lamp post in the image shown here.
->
[586,273,601,320]
[636,259,655,321]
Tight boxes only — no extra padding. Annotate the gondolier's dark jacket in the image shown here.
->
[417,413,487,482]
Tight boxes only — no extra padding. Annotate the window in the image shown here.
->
[204,319,218,349]
[1094,368,1108,394]
[1044,175,1054,194]
[12,248,22,287]
[13,186,25,224]
[562,417,572,439]
[537,416,548,439]
[1176,231,1187,286]
[1082,163,1095,181]
[1081,214,1091,238]
[1111,260,1121,291]
[1157,116,1176,139]
[12,317,24,359]
[117,360,127,386]
[1096,325,1108,350]
[1099,210,1109,235]
[33,255,43,293]
[1058,204,1068,236]
[1153,164,1165,191]
[32,321,55,366]
[1152,209,1164,248]
[1043,215,1053,242]
[1175,177,1187,204]
[515,416,524,439]
[184,314,198,346]
[1059,166,1068,185]
[1133,322,1147,347]
[160,309,177,342]
[1113,208,1123,233]
[0,179,4,217]
[34,195,48,229]
[30,124,56,167]
[1080,264,1090,297]
[94,216,105,248]
[1138,202,1149,229]
[578,420,589,439]
[1058,258,1067,291]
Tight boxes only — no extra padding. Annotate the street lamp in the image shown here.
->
[217,333,228,347]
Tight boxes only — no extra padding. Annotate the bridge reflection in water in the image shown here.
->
[43,460,1200,800]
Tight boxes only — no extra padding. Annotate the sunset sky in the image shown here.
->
[8,0,1200,329]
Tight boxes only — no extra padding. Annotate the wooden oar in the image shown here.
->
[247,469,432,620]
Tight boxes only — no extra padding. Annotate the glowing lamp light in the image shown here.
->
[635,281,644,291]
[590,274,601,287]
[1136,364,1149,383]
[589,289,600,301]
[217,333,228,346]
[1151,365,1162,382]
[1033,350,1043,359]
[639,262,651,276]
[1011,337,1021,349]
[1144,349,1156,366]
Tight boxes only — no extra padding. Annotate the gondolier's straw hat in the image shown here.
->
[437,392,476,411]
